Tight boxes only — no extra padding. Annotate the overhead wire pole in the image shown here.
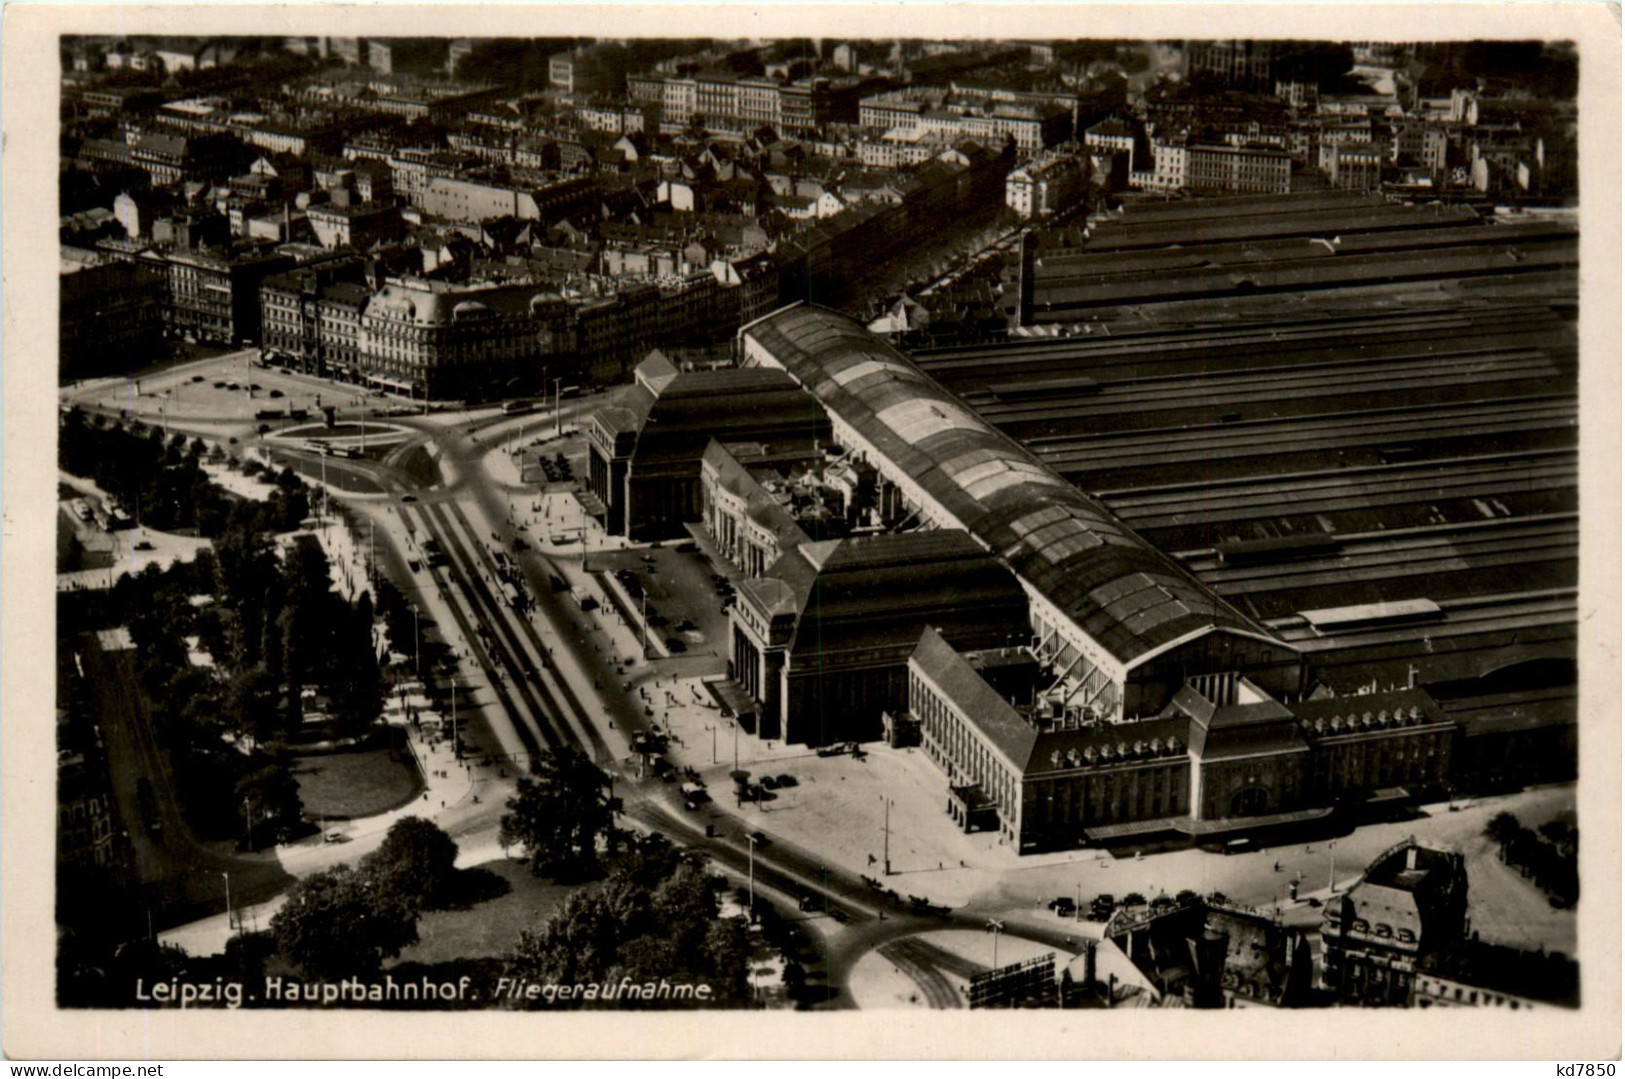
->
[882,796,893,875]
[746,833,757,922]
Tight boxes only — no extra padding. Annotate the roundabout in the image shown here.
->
[270,421,415,451]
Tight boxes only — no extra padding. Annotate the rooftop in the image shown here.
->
[742,304,1269,667]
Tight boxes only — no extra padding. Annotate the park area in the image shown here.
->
[392,857,570,965]
[291,740,423,821]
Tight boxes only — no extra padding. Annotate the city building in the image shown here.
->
[259,256,372,378]
[910,625,1455,850]
[1185,141,1293,195]
[586,353,831,539]
[59,255,166,379]
[356,277,573,400]
[699,431,887,574]
[366,38,448,78]
[1326,141,1386,190]
[1107,897,1316,1007]
[1185,40,1279,92]
[306,199,403,250]
[78,130,245,186]
[1005,154,1087,218]
[1319,839,1469,1005]
[730,532,1031,744]
[150,244,298,346]
[740,295,1577,827]
[418,174,597,226]
[1412,942,1580,1010]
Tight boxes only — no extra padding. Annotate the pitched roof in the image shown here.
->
[763,532,1030,661]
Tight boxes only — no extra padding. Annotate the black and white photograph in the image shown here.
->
[3,1,1619,1062]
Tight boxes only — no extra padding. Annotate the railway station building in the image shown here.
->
[733,265,1576,840]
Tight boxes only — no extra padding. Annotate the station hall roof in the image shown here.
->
[608,356,831,479]
[742,304,1271,667]
[760,530,1030,660]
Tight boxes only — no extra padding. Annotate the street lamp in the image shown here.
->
[746,832,757,922]
[1327,840,1338,894]
[986,918,1005,969]
[640,590,650,660]
[881,796,893,876]
[221,871,232,932]
[411,603,421,676]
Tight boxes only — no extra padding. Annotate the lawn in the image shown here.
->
[393,858,573,965]
[396,444,442,489]
[291,746,422,820]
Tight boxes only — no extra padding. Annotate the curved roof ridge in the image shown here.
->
[742,304,1280,666]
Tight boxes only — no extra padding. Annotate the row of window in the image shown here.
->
[1349,919,1418,943]
[915,676,1019,817]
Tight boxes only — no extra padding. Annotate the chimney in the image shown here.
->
[1406,846,1418,871]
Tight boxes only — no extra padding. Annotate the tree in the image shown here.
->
[499,747,614,876]
[234,756,303,837]
[362,816,459,911]
[501,837,752,1009]
[270,864,418,979]
[328,596,384,735]
[782,959,808,1004]
[224,666,279,744]
[1486,811,1523,851]
[506,890,621,988]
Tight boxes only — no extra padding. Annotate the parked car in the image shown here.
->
[1049,896,1077,916]
[748,831,770,846]
[775,774,797,788]
[760,776,779,791]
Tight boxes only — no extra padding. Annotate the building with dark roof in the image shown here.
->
[910,627,1455,851]
[740,303,1303,724]
[149,243,298,347]
[730,532,1029,745]
[259,255,373,378]
[738,292,1572,836]
[60,256,166,379]
[1107,896,1317,1007]
[357,277,574,399]
[699,439,841,578]
[1320,839,1470,1005]
[587,354,832,540]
